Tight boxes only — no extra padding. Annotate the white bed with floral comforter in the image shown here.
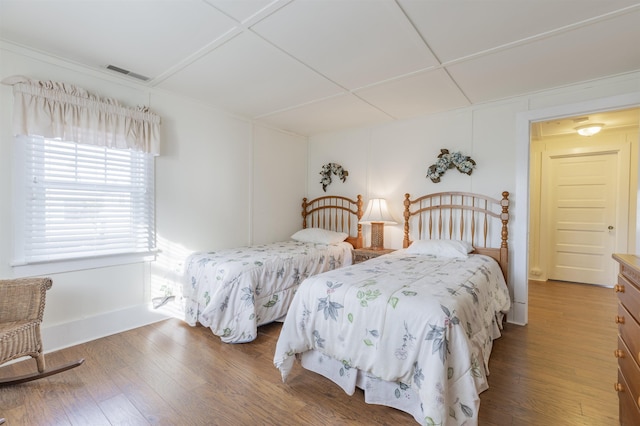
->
[274,250,510,425]
[183,240,353,343]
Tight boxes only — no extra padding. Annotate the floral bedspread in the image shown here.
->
[274,250,510,425]
[182,240,353,343]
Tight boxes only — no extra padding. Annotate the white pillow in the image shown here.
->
[405,239,473,258]
[291,228,349,245]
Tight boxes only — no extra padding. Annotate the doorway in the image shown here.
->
[542,148,629,285]
[512,92,640,326]
[529,108,638,287]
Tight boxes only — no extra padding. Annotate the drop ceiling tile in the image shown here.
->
[0,0,236,80]
[251,0,438,89]
[157,31,344,118]
[399,0,640,63]
[356,68,470,119]
[447,9,640,104]
[256,94,394,136]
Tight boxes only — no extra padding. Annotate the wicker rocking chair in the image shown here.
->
[0,277,84,386]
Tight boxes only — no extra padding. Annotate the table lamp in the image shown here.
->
[359,198,396,250]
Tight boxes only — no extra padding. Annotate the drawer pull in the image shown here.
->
[614,349,625,358]
[614,284,625,293]
[615,315,625,324]
[614,382,624,392]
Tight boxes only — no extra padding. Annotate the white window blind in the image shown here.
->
[14,135,155,265]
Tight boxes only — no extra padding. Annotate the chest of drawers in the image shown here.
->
[613,253,640,425]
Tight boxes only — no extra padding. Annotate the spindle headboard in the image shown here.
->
[403,191,510,280]
[302,195,364,249]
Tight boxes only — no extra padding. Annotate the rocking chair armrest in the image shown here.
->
[0,277,52,324]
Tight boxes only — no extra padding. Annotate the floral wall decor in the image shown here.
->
[426,149,476,183]
[319,163,348,192]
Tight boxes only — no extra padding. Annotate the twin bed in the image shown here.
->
[182,195,363,343]
[181,190,511,425]
[273,191,511,425]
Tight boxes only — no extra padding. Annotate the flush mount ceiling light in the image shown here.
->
[575,123,604,136]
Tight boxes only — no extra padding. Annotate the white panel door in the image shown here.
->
[542,151,619,285]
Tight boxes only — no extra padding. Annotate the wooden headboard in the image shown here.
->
[402,191,510,281]
[302,195,364,249]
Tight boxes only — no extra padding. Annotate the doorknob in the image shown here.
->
[608,225,614,230]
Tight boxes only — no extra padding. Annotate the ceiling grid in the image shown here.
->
[0,0,638,135]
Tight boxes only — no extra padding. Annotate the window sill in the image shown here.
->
[11,252,156,278]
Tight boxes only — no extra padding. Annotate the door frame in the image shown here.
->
[540,145,630,285]
[513,91,640,326]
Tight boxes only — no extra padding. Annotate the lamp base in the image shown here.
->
[370,222,385,250]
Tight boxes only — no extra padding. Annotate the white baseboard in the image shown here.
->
[42,303,171,354]
[507,301,527,326]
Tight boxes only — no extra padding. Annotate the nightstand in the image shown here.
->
[352,248,395,264]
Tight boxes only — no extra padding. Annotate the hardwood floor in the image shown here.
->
[480,280,618,425]
[0,280,618,425]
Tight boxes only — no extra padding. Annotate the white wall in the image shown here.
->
[307,72,640,325]
[252,126,308,245]
[0,44,307,351]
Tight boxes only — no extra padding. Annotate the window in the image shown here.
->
[13,135,155,268]
[4,76,161,274]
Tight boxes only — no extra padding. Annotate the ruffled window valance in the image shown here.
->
[1,75,161,155]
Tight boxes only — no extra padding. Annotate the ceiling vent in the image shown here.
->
[105,64,150,82]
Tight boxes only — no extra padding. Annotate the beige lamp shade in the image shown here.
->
[359,199,396,250]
